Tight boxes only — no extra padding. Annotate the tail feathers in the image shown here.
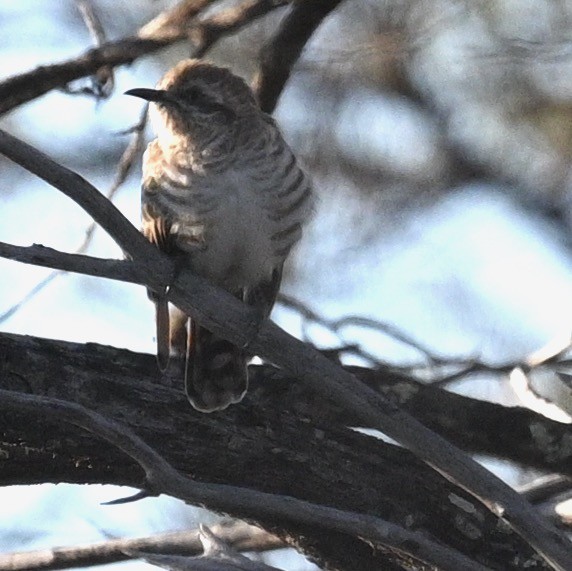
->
[154,299,171,372]
[185,322,248,412]
[154,303,248,412]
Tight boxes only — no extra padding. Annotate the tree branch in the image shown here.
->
[0,129,170,289]
[0,38,170,116]
[193,0,290,59]
[272,365,572,476]
[0,332,561,570]
[255,0,345,113]
[127,524,283,571]
[0,387,490,571]
[0,521,282,571]
[0,0,287,116]
[0,106,148,325]
[137,0,216,39]
[0,130,571,569]
[72,0,114,99]
[0,242,151,285]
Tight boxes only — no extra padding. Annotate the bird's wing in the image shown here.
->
[141,200,172,253]
[244,264,283,319]
[141,199,173,371]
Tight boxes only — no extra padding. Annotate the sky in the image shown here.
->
[2,1,572,570]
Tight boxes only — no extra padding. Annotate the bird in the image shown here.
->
[125,59,313,412]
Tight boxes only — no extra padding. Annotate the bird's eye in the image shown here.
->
[180,87,203,103]
[174,86,235,121]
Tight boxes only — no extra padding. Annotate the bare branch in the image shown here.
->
[0,130,571,570]
[126,525,283,571]
[193,0,290,59]
[0,271,62,323]
[321,367,572,476]
[137,0,216,39]
[0,108,148,325]
[0,0,287,116]
[279,294,572,402]
[254,0,345,113]
[519,476,572,505]
[0,522,282,571]
[71,0,114,99]
[0,242,152,285]
[0,38,169,116]
[0,331,559,569]
[0,388,489,571]
[0,129,171,290]
[77,107,148,256]
[278,293,445,366]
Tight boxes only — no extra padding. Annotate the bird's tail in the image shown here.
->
[184,320,248,412]
[159,304,248,412]
[153,267,284,412]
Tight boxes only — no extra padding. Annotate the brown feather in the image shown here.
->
[131,59,312,411]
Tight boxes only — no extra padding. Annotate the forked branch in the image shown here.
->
[0,131,571,569]
[0,0,287,115]
[0,388,487,571]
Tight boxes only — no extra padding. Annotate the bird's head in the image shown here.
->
[125,59,258,144]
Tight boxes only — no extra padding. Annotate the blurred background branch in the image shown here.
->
[0,0,288,115]
[3,1,572,570]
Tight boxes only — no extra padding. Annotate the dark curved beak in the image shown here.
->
[124,88,170,103]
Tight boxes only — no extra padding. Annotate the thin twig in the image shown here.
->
[0,0,287,116]
[0,108,148,325]
[0,388,488,571]
[278,293,508,376]
[127,524,283,571]
[0,271,62,323]
[0,129,570,570]
[0,521,282,571]
[278,293,443,366]
[279,294,572,391]
[71,0,115,99]
[79,108,148,256]
[76,0,107,46]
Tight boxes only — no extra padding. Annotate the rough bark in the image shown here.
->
[0,332,556,570]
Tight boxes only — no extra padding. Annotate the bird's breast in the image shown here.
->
[143,135,312,292]
[164,171,290,290]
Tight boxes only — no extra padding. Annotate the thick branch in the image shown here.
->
[0,388,490,571]
[255,0,345,113]
[319,368,572,476]
[0,332,551,571]
[0,129,571,570]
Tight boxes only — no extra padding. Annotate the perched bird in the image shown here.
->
[126,59,312,412]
